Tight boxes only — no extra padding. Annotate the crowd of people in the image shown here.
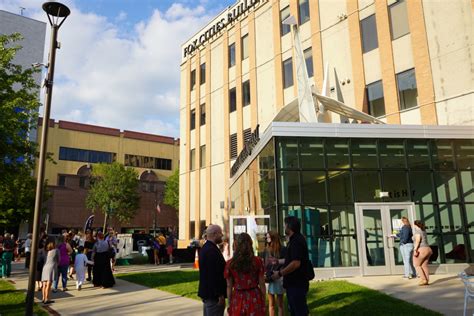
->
[12,227,118,305]
[199,216,313,316]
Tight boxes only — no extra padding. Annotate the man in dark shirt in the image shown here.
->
[272,216,309,316]
[198,224,226,316]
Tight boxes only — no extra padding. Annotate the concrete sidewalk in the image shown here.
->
[9,262,202,316]
[341,274,465,316]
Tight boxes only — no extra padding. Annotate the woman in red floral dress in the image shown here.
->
[224,233,266,316]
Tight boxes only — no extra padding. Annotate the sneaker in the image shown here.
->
[52,289,58,293]
[418,280,429,286]
[408,275,413,279]
[78,285,82,291]
[62,288,68,292]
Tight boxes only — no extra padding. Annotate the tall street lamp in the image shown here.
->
[25,2,70,315]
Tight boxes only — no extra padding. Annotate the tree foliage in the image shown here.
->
[0,33,40,174]
[0,33,45,226]
[164,168,179,211]
[86,162,140,224]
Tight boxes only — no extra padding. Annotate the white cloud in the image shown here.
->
[1,0,219,138]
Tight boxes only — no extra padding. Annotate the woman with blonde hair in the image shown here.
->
[413,220,433,285]
[224,233,265,316]
[265,231,287,316]
[41,241,59,304]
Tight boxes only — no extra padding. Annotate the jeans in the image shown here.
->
[400,243,416,277]
[54,265,69,290]
[202,298,225,316]
[1,252,13,277]
[286,286,309,316]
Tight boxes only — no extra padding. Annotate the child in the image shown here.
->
[74,246,93,290]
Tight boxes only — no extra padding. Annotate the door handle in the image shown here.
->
[386,236,394,248]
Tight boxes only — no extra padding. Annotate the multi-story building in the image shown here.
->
[1,10,46,144]
[37,119,180,234]
[179,0,473,276]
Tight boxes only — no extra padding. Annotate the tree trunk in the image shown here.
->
[102,212,108,233]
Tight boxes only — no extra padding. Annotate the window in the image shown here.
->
[242,80,250,106]
[366,80,385,117]
[124,154,172,170]
[304,47,313,78]
[200,104,206,126]
[283,58,294,89]
[59,147,115,163]
[230,133,238,159]
[190,69,196,90]
[58,175,66,186]
[199,63,206,85]
[229,88,237,113]
[397,68,418,110]
[280,6,291,36]
[190,109,196,130]
[228,43,236,68]
[361,14,378,53]
[298,0,310,25]
[241,34,249,60]
[190,149,196,170]
[389,0,409,40]
[200,145,206,168]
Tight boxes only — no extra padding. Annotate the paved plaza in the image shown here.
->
[5,261,468,315]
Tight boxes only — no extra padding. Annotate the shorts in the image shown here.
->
[166,246,173,255]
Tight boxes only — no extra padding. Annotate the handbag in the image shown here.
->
[264,263,275,283]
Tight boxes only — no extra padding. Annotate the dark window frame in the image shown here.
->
[199,63,206,85]
[229,88,237,113]
[200,104,206,126]
[360,14,379,53]
[298,0,310,25]
[190,109,196,130]
[242,80,251,107]
[190,69,196,90]
[228,43,236,68]
[283,58,294,89]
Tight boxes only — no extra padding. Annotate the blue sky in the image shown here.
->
[0,0,236,138]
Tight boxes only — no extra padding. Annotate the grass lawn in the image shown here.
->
[0,280,48,316]
[118,270,441,316]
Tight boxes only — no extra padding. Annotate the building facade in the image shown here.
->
[179,0,473,275]
[37,119,180,234]
[0,10,46,141]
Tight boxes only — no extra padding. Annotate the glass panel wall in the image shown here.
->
[230,136,474,267]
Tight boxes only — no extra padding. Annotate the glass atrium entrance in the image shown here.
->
[229,122,474,276]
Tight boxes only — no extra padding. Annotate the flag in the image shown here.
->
[84,215,95,232]
[156,203,161,214]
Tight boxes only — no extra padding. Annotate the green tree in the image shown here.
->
[0,33,45,227]
[164,168,179,211]
[86,162,140,231]
[0,33,40,175]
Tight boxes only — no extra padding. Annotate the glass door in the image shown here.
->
[355,203,415,275]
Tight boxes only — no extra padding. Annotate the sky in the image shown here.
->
[0,0,235,138]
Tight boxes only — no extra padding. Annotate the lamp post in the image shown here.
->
[25,2,70,315]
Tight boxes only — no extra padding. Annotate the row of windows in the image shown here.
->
[189,145,207,170]
[190,103,207,131]
[276,137,474,171]
[276,169,473,205]
[280,0,311,37]
[367,67,418,116]
[283,48,314,89]
[190,63,206,90]
[124,154,172,170]
[361,0,410,54]
[59,147,116,164]
[229,80,251,113]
